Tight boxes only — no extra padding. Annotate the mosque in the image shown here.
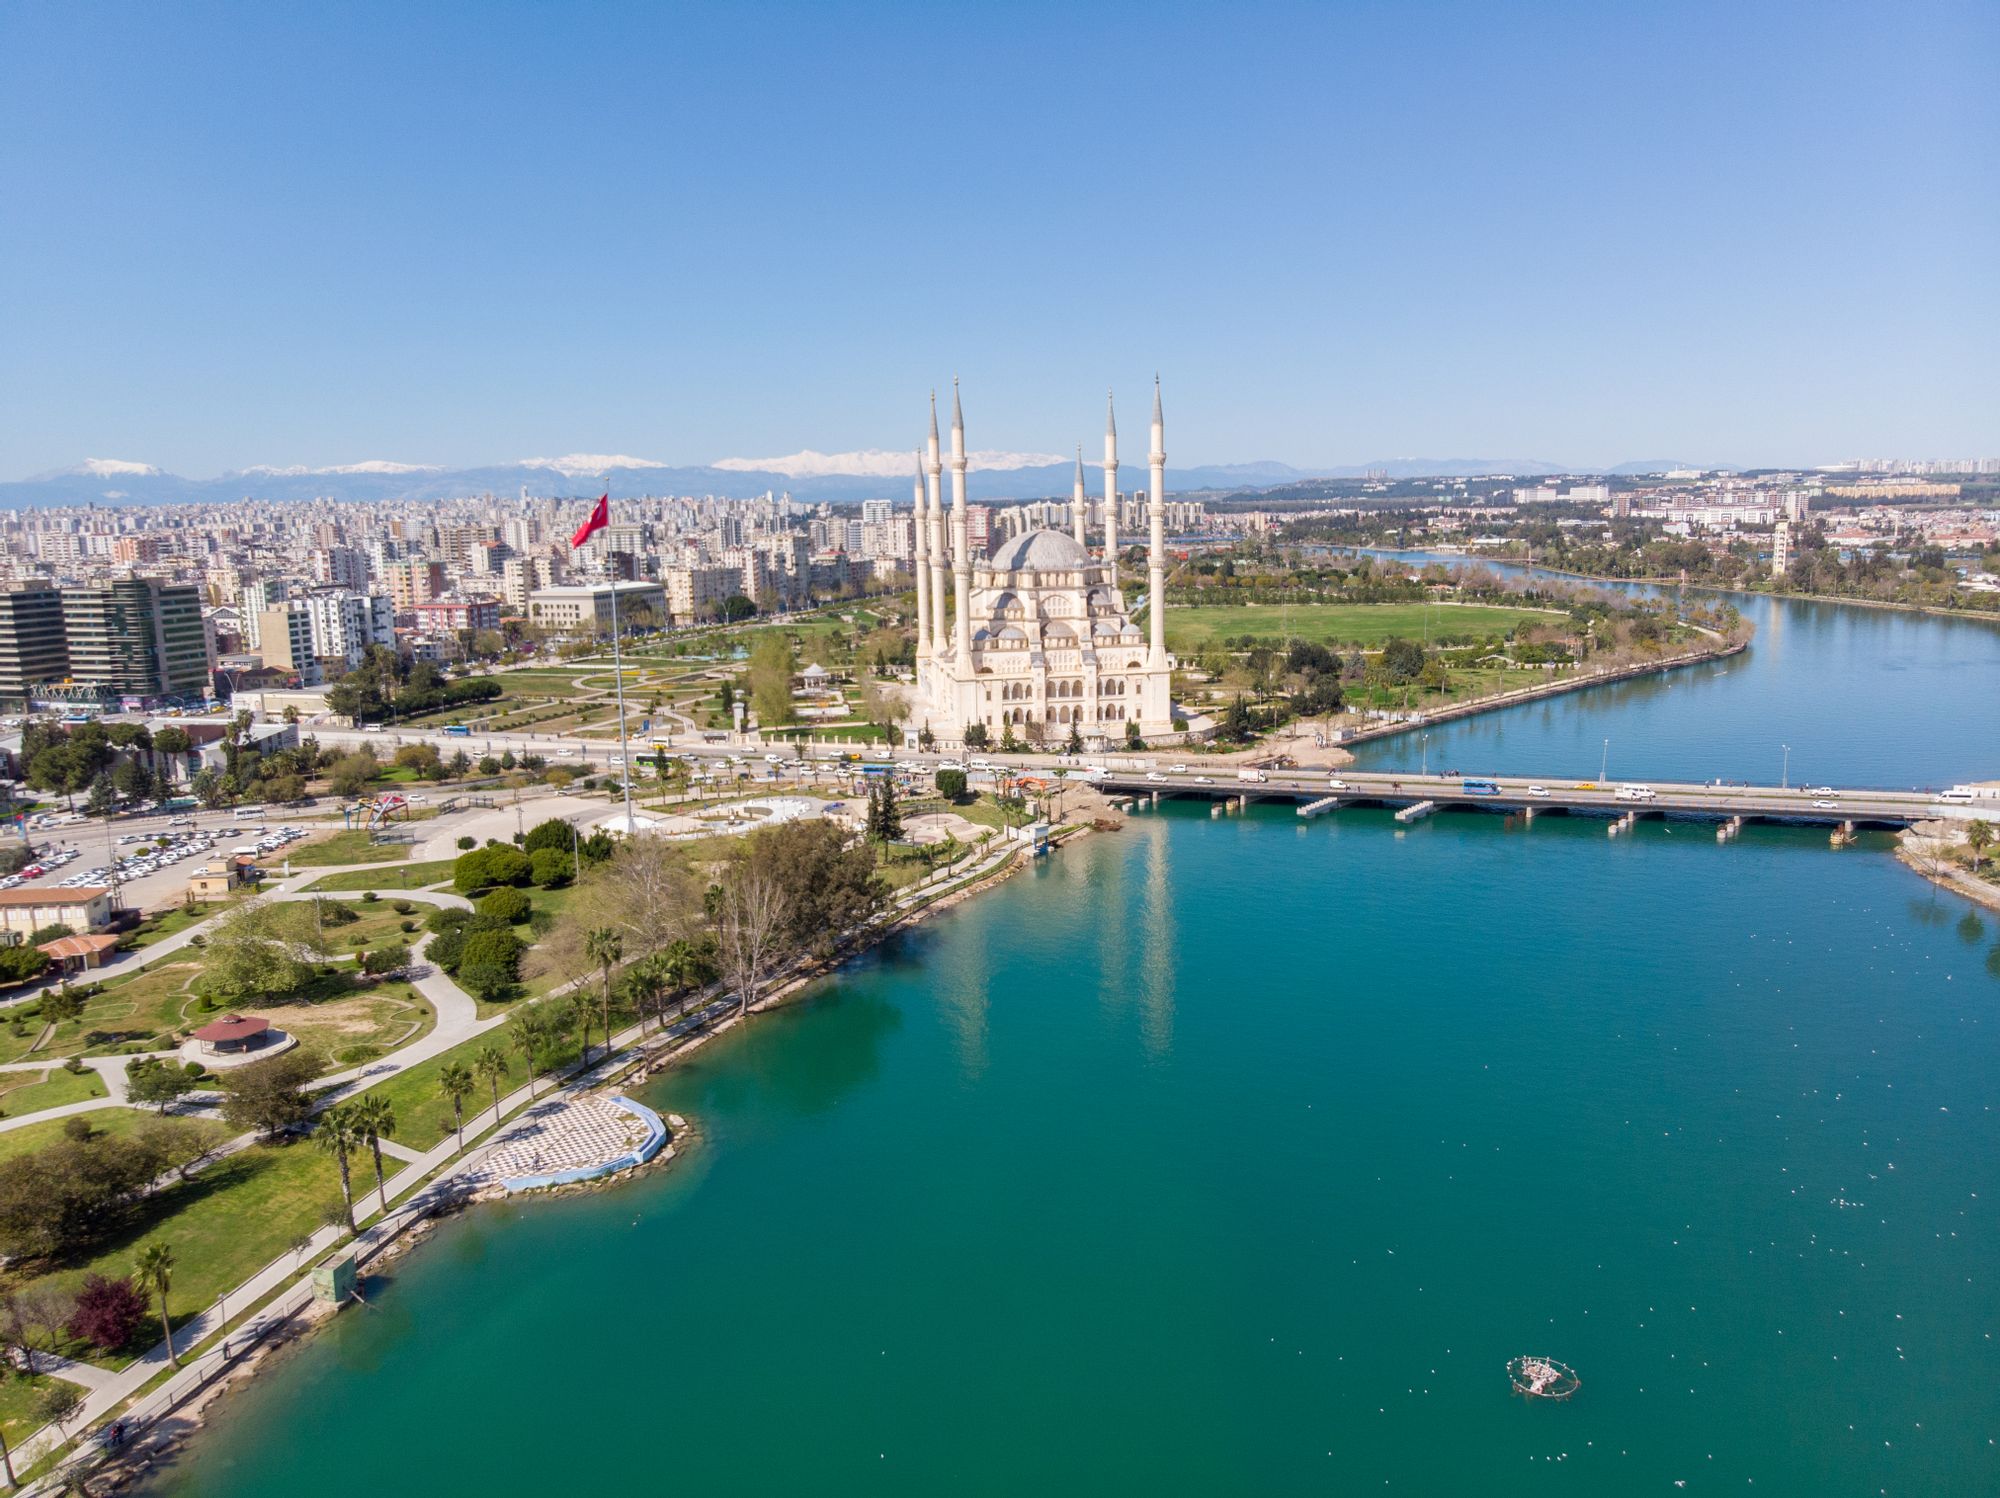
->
[906,380,1178,750]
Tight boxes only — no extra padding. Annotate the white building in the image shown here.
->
[302,590,396,667]
[526,581,668,634]
[905,381,1177,748]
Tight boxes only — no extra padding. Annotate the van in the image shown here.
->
[1614,785,1657,802]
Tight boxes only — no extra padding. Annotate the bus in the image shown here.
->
[1463,779,1502,796]
[443,724,471,736]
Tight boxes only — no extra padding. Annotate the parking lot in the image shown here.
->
[13,806,320,910]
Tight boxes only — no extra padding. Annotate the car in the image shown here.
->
[1808,786,1834,797]
[1813,799,1836,809]
[935,759,964,771]
[1327,778,1350,790]
[1144,771,1168,783]
[1527,784,1550,797]
[1194,775,1214,784]
[1576,782,1599,791]
[1169,763,1189,774]
[363,724,384,733]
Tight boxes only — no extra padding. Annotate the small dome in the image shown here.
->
[989,527,1092,573]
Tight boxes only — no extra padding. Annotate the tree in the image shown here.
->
[860,678,909,752]
[718,862,790,1017]
[1064,721,1084,754]
[360,942,410,976]
[0,944,49,984]
[510,1010,551,1096]
[191,766,229,808]
[935,768,968,802]
[34,1380,83,1446]
[1967,819,1994,872]
[353,1095,397,1216]
[199,899,319,1005]
[314,1103,364,1233]
[68,1272,148,1352]
[621,954,670,1034]
[478,886,532,924]
[438,1061,475,1154]
[584,927,623,1062]
[867,777,902,843]
[473,1044,510,1125]
[522,817,577,855]
[962,720,990,750]
[1124,719,1146,751]
[327,751,379,798]
[127,1057,200,1111]
[39,984,85,1029]
[3,1285,78,1375]
[135,1240,179,1367]
[746,632,798,729]
[134,1116,224,1183]
[218,1049,321,1137]
[1218,695,1255,744]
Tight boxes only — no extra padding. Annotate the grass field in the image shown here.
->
[302,859,457,892]
[1166,602,1561,650]
[0,1065,107,1118]
[286,830,414,867]
[0,1105,160,1163]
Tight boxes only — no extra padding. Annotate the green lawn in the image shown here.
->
[0,1105,161,1162]
[1166,602,1562,650]
[0,1065,107,1118]
[0,1371,69,1451]
[302,859,457,892]
[0,959,208,1066]
[123,902,227,949]
[286,830,415,867]
[4,1138,347,1368]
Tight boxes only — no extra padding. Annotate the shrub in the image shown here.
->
[456,835,476,851]
[477,887,532,924]
[425,905,470,935]
[528,847,574,889]
[935,768,968,802]
[399,920,418,933]
[391,899,414,914]
[452,846,531,894]
[460,926,522,978]
[361,890,379,904]
[29,923,74,944]
[361,944,410,976]
[428,927,466,972]
[522,818,574,854]
[0,946,49,984]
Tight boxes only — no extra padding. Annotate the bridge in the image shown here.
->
[1094,767,1956,830]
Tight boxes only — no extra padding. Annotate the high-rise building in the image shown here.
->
[60,579,210,702]
[237,577,291,650]
[256,603,324,686]
[0,582,68,708]
[302,591,396,668]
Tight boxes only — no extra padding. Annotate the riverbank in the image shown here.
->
[34,830,1042,1495]
[1331,636,1749,747]
[1467,549,2000,627]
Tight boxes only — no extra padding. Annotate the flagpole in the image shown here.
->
[607,552,636,837]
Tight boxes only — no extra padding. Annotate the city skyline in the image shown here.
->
[3,1,1995,479]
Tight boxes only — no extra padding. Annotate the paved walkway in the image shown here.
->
[462,1093,653,1188]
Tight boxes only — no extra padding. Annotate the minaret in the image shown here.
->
[1103,391,1120,589]
[926,391,948,653]
[950,378,973,663]
[1147,376,1167,666]
[1072,446,1088,547]
[912,449,931,663]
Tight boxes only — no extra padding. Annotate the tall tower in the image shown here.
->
[926,391,948,652]
[1103,391,1120,589]
[950,378,973,663]
[912,450,931,664]
[1148,377,1167,666]
[1072,447,1088,547]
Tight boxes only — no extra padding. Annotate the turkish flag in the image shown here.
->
[570,493,609,548]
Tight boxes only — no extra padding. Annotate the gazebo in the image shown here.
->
[191,1013,272,1055]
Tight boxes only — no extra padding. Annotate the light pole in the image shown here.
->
[1782,744,1790,789]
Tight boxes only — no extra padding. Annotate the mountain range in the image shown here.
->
[0,452,1715,508]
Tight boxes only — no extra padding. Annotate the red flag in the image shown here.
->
[570,493,609,548]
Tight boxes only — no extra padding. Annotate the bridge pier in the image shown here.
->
[1394,800,1436,825]
[1717,815,1743,843]
[1609,811,1637,837]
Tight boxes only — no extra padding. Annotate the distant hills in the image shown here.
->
[0,452,1726,508]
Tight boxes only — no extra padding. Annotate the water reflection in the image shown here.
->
[1139,817,1176,1060]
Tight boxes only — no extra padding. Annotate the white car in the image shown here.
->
[1527,784,1550,797]
[764,754,784,763]
[1809,786,1835,797]
[1144,771,1168,783]
[1326,778,1349,790]
[1169,763,1189,774]
[363,724,384,734]
[1813,799,1837,809]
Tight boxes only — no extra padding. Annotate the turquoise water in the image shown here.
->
[148,597,2000,1496]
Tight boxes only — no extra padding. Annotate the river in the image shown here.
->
[146,586,2000,1497]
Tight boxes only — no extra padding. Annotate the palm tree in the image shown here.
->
[438,1061,475,1154]
[661,937,716,1022]
[352,1095,397,1216]
[135,1241,178,1368]
[313,1103,364,1233]
[623,954,669,1035]
[584,926,624,1059]
[1967,818,1994,873]
[511,1016,547,1098]
[473,1044,509,1124]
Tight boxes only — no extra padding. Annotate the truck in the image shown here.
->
[1237,768,1269,784]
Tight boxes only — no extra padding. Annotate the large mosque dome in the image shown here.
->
[988,528,1093,574]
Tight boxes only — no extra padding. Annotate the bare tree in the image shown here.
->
[4,1284,78,1375]
[718,864,790,1017]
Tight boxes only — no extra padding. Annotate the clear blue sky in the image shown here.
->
[2,0,1994,477]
